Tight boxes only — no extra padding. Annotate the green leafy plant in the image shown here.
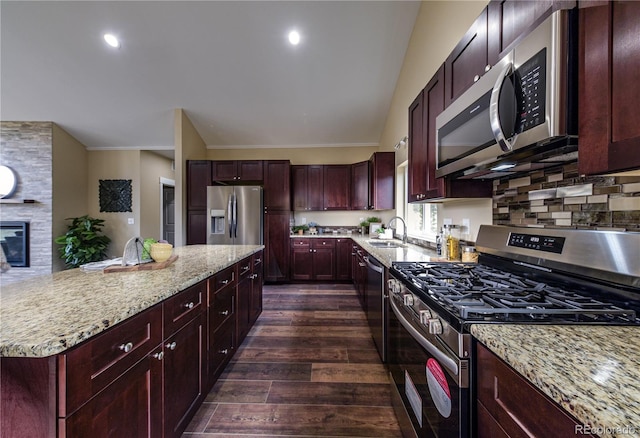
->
[54,215,111,268]
[367,216,381,223]
[292,224,309,233]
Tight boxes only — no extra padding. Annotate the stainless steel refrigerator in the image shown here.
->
[206,186,263,245]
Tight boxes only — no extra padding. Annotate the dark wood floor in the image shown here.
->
[182,283,402,437]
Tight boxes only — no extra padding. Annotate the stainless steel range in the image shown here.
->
[387,225,640,438]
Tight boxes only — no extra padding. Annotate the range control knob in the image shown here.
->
[403,294,414,306]
[387,279,401,295]
[419,310,432,325]
[428,318,443,335]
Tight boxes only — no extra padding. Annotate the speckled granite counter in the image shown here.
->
[471,324,640,437]
[0,244,263,358]
[290,234,444,267]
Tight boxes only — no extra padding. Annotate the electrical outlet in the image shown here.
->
[462,218,470,231]
[127,218,134,225]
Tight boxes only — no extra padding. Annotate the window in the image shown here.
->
[396,162,439,241]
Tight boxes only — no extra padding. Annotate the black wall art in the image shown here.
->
[99,179,132,212]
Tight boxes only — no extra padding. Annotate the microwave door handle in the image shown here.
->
[490,62,515,153]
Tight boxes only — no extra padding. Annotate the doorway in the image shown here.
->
[160,177,175,245]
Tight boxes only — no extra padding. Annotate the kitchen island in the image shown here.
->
[472,324,640,438]
[0,244,264,438]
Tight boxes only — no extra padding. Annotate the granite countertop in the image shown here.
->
[0,244,263,358]
[471,324,640,438]
[290,233,445,267]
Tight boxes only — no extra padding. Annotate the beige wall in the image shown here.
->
[208,145,378,165]
[87,150,141,258]
[52,124,88,271]
[140,151,175,241]
[174,109,208,247]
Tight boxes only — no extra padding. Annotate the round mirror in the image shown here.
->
[0,165,18,198]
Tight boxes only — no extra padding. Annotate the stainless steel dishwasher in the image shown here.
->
[364,254,386,362]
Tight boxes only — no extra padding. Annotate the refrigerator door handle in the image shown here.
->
[227,194,234,238]
[232,193,238,238]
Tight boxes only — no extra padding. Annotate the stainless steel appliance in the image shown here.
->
[436,9,578,180]
[206,185,263,245]
[388,225,640,437]
[364,254,386,362]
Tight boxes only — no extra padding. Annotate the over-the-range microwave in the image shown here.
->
[436,8,578,180]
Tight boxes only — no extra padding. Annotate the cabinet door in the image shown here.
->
[236,276,252,345]
[423,65,446,200]
[264,160,291,211]
[291,247,313,280]
[578,1,640,175]
[444,7,488,107]
[187,211,207,245]
[323,165,351,210]
[291,165,309,211]
[351,161,370,210]
[211,161,238,182]
[63,349,163,438]
[336,239,352,281]
[187,161,212,210]
[250,253,263,324]
[369,152,395,210]
[307,165,324,210]
[313,247,336,281]
[264,212,291,282]
[408,91,427,202]
[163,313,205,438]
[238,160,264,181]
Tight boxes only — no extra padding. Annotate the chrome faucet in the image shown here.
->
[387,216,407,244]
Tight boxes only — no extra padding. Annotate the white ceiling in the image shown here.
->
[1,1,420,155]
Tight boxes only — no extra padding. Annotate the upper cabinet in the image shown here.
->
[323,165,351,210]
[187,160,212,210]
[263,160,291,211]
[368,152,395,210]
[444,8,489,107]
[212,160,263,182]
[351,161,369,211]
[578,1,640,175]
[291,165,324,211]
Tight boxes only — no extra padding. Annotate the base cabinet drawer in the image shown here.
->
[209,319,235,382]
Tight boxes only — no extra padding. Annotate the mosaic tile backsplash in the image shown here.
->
[493,163,640,231]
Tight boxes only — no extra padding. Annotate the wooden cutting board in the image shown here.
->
[104,255,178,273]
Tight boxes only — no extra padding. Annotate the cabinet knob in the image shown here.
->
[153,351,164,361]
[242,265,250,272]
[220,310,229,316]
[474,74,480,82]
[184,302,195,309]
[485,64,491,72]
[166,341,177,351]
[221,279,229,285]
[119,342,134,353]
[250,273,258,279]
[219,349,229,355]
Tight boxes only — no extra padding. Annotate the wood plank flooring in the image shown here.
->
[183,283,402,437]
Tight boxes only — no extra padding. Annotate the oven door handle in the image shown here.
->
[390,297,459,376]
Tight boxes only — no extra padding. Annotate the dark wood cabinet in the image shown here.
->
[408,90,427,202]
[351,161,369,210]
[476,342,596,438]
[368,152,395,210]
[290,238,336,280]
[444,8,489,107]
[187,160,212,244]
[264,211,291,282]
[250,252,264,324]
[236,269,252,345]
[292,165,324,211]
[335,238,352,281]
[211,160,263,182]
[323,165,351,210]
[207,266,236,387]
[264,160,291,211]
[578,0,640,175]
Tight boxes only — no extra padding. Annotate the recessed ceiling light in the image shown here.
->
[103,34,120,48]
[288,30,300,46]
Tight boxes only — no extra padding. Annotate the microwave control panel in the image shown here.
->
[515,48,547,133]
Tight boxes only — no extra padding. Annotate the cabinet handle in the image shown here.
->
[485,64,491,72]
[255,258,262,263]
[219,349,229,355]
[153,351,164,361]
[359,262,366,267]
[309,249,313,252]
[119,342,134,353]
[221,279,229,285]
[184,302,195,309]
[220,310,229,316]
[474,74,480,82]
[250,274,258,279]
[242,264,250,272]
[166,342,177,350]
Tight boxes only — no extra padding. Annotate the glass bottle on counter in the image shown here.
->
[445,225,460,260]
[436,228,443,256]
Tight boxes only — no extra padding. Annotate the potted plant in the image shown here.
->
[292,224,309,235]
[55,215,111,269]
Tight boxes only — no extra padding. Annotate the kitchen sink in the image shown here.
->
[366,240,404,248]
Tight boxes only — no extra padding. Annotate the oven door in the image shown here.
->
[388,295,469,437]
